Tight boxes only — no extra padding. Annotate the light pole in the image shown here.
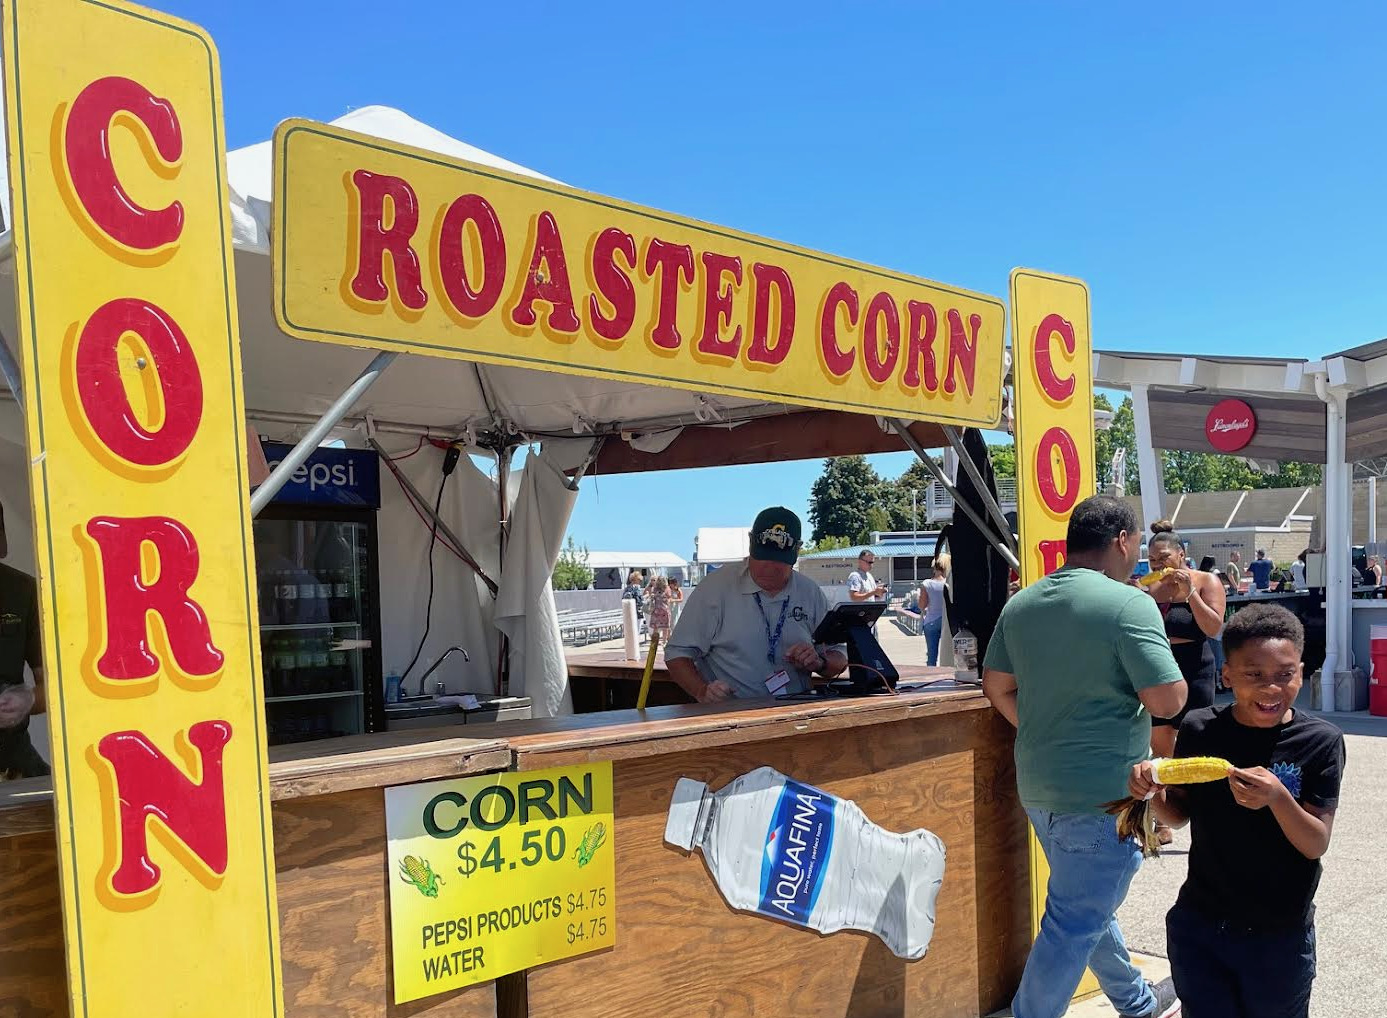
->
[912,488,919,589]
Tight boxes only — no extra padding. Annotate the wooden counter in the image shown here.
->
[564,649,960,711]
[0,689,1027,1018]
[0,731,511,1018]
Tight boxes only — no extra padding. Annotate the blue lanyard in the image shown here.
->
[752,592,790,665]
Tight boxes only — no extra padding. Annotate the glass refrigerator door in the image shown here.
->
[254,515,373,745]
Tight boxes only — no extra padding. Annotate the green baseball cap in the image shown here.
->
[749,507,802,564]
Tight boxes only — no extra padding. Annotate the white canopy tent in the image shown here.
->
[1093,346,1387,710]
[0,105,967,718]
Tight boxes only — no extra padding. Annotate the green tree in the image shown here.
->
[808,456,884,543]
[987,443,1016,479]
[880,458,939,531]
[802,535,854,554]
[860,505,892,544]
[551,537,594,590]
[1095,394,1140,494]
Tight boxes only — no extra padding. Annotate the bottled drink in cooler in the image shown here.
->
[332,568,353,622]
[312,636,330,694]
[294,638,314,696]
[278,570,298,624]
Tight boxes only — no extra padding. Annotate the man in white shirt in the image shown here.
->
[666,507,847,701]
[847,550,888,602]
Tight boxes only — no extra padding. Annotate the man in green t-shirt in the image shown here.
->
[983,496,1186,1018]
[0,502,48,780]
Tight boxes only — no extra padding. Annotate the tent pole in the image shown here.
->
[889,419,1020,572]
[496,445,516,697]
[939,424,1018,555]
[0,327,23,410]
[250,351,397,516]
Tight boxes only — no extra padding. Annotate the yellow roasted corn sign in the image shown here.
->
[2,1,281,1016]
[272,119,1008,427]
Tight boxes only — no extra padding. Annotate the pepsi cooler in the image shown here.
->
[253,442,385,744]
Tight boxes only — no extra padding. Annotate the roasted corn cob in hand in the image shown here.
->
[1138,568,1176,587]
[1104,756,1233,856]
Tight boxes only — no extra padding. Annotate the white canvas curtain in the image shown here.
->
[495,448,580,718]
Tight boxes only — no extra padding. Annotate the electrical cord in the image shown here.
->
[400,445,462,694]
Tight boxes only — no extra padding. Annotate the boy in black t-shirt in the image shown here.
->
[1129,603,1345,1018]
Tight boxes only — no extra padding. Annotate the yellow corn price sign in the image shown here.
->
[385,763,616,1003]
[2,1,281,1015]
[1010,268,1098,996]
[272,119,1007,427]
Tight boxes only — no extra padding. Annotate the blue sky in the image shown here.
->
[165,1,1387,559]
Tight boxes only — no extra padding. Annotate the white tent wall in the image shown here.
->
[371,441,509,702]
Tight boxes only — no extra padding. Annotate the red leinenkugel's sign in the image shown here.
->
[1205,398,1257,453]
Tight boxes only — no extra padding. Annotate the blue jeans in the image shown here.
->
[921,616,943,665]
[1210,637,1225,687]
[1167,903,1315,1018]
[1014,808,1154,1018]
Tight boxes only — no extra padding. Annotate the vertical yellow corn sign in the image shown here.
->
[2,2,282,1016]
[1010,269,1096,994]
[1010,269,1095,585]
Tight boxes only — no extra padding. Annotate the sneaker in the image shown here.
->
[1118,977,1180,1018]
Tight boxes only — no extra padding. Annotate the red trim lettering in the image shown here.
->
[1038,539,1068,576]
[695,252,743,359]
[588,228,638,343]
[510,211,581,335]
[436,194,506,320]
[86,516,225,681]
[348,170,428,310]
[65,76,184,250]
[746,263,795,367]
[1036,427,1081,515]
[862,292,900,385]
[819,282,858,378]
[74,298,202,468]
[643,239,695,351]
[903,300,940,393]
[1034,312,1077,404]
[943,309,981,396]
[96,721,232,897]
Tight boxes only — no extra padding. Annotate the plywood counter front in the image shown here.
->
[0,730,512,1018]
[499,688,1029,1018]
[0,688,1027,1018]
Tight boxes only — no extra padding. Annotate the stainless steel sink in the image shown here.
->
[383,699,465,731]
[383,695,533,731]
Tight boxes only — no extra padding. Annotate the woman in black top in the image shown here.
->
[1145,522,1227,761]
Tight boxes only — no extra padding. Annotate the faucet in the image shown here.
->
[418,646,470,696]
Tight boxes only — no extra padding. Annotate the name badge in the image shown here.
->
[765,670,791,695]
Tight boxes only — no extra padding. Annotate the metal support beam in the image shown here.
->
[250,351,397,516]
[889,420,1020,572]
[1130,383,1167,529]
[940,425,1018,555]
[0,328,23,409]
[566,437,606,491]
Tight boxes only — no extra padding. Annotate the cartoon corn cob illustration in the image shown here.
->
[399,854,444,897]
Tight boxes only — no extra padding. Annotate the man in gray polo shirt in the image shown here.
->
[666,507,847,701]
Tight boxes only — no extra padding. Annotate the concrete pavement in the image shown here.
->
[867,620,1387,1016]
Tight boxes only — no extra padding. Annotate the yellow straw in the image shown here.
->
[637,630,660,710]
